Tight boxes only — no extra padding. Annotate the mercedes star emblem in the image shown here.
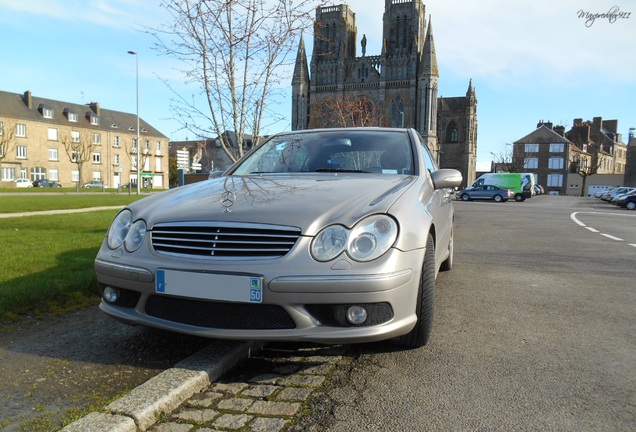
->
[220,191,236,212]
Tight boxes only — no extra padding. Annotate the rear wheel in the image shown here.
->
[515,194,525,202]
[493,194,503,202]
[397,233,435,348]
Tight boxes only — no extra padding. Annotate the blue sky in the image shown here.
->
[1,0,634,170]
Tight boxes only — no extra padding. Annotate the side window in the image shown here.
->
[417,133,438,173]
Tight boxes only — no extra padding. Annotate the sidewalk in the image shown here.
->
[61,342,347,432]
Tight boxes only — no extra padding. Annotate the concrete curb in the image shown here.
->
[60,340,262,432]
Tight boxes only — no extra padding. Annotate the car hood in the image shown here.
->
[128,174,415,235]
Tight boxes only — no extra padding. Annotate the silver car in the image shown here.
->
[95,128,462,348]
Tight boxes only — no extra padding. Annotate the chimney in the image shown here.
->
[554,125,565,137]
[89,101,101,116]
[23,90,33,109]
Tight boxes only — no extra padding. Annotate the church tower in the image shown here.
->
[291,35,310,130]
[291,1,477,185]
[417,17,439,158]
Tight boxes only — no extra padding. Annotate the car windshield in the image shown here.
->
[232,130,415,175]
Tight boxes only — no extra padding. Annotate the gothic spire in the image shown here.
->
[292,34,310,84]
[420,17,438,77]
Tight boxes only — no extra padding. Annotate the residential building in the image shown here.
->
[513,118,628,196]
[291,0,478,187]
[0,90,168,188]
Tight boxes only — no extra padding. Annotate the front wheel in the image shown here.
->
[397,233,435,348]
[461,194,470,201]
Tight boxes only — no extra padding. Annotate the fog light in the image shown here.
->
[103,286,120,303]
[346,305,368,325]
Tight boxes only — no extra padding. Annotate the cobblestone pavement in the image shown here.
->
[147,343,349,432]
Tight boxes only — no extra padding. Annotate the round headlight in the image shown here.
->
[107,210,133,249]
[347,215,398,262]
[124,220,147,252]
[311,225,348,261]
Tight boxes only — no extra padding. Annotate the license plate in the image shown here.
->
[155,269,262,303]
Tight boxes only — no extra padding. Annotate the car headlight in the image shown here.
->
[311,215,398,262]
[124,220,147,252]
[106,210,147,252]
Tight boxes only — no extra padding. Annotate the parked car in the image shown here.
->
[14,178,33,188]
[96,127,463,348]
[610,188,636,204]
[83,180,106,188]
[456,185,512,202]
[615,194,636,210]
[32,179,62,187]
[534,185,544,195]
[600,187,632,202]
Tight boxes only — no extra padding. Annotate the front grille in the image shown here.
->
[145,295,296,330]
[151,222,302,259]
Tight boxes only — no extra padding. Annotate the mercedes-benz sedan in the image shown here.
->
[95,128,462,348]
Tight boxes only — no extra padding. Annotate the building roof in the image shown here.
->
[0,89,167,139]
[513,125,573,145]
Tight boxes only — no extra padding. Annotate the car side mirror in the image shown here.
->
[431,169,462,190]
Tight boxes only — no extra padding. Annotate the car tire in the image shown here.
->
[397,233,435,348]
[514,194,525,202]
[627,202,636,210]
[440,226,453,272]
[461,194,470,201]
[494,194,503,202]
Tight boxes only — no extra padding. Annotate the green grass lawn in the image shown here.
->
[0,194,150,323]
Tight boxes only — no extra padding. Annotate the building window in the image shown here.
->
[0,121,4,135]
[114,153,120,165]
[90,115,99,125]
[132,138,138,150]
[72,170,79,182]
[145,140,151,151]
[524,157,538,169]
[43,107,54,119]
[71,150,80,162]
[49,148,58,161]
[68,112,78,122]
[547,174,563,187]
[156,141,162,155]
[525,143,539,153]
[31,166,46,181]
[391,97,405,128]
[71,130,80,143]
[549,143,564,152]
[16,124,26,137]
[48,128,58,141]
[548,157,564,169]
[156,157,162,172]
[93,153,101,164]
[92,171,101,181]
[49,169,59,181]
[16,145,27,159]
[93,133,101,145]
[1,167,16,181]
[114,136,120,147]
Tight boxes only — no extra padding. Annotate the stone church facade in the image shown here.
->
[291,0,477,186]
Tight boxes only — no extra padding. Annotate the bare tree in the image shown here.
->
[122,137,153,192]
[61,130,98,192]
[311,95,389,128]
[493,143,528,173]
[0,119,16,164]
[572,144,608,197]
[148,0,318,163]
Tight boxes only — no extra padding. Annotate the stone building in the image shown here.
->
[291,0,477,187]
[513,118,628,196]
[0,89,168,188]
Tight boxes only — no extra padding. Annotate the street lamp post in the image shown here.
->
[127,50,140,195]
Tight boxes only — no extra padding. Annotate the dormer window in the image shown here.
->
[39,104,54,119]
[111,123,118,128]
[64,108,78,122]
[128,126,135,131]
[86,111,99,125]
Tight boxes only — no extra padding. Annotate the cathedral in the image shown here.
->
[291,0,477,186]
